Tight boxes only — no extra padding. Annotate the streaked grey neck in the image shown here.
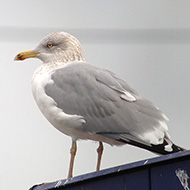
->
[60,32,85,63]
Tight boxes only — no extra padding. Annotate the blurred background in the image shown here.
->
[0,1,190,189]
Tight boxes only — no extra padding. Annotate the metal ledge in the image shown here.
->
[30,150,190,190]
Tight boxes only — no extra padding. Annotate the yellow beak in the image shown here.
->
[14,50,39,61]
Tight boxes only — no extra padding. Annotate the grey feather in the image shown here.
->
[45,62,167,145]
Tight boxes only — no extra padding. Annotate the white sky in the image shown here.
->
[0,1,190,189]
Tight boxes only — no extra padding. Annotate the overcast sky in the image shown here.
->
[1,1,190,189]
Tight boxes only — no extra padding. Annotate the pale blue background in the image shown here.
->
[0,1,190,189]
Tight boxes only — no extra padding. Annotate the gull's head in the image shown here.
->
[14,32,85,64]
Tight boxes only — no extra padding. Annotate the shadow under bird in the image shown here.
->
[14,32,185,178]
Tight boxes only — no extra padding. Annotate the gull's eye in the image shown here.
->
[47,43,53,48]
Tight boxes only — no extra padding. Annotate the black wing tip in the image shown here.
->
[171,143,186,153]
[150,142,185,155]
[118,138,185,155]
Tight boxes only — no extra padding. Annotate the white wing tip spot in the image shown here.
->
[164,144,173,152]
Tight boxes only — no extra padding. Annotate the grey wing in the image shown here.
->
[45,62,169,147]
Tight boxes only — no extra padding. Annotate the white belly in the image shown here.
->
[31,65,86,140]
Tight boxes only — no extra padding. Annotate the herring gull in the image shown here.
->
[14,32,185,178]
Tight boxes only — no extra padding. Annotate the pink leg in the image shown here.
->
[96,141,104,171]
[68,140,77,178]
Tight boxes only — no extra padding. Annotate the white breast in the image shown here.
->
[31,65,86,140]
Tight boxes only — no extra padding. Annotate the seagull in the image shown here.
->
[14,32,184,178]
